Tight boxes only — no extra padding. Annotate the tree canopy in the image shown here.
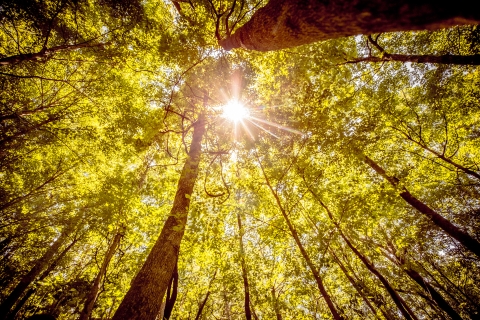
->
[1,0,480,319]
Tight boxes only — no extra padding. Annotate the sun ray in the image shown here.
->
[249,116,303,135]
[247,119,280,139]
[240,119,256,140]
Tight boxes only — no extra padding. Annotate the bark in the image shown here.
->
[271,288,282,320]
[112,114,205,320]
[309,189,415,319]
[258,160,344,320]
[0,225,74,319]
[395,132,480,180]
[380,244,464,319]
[79,226,125,320]
[194,292,210,320]
[5,236,78,320]
[344,53,480,66]
[363,155,480,258]
[0,42,104,66]
[329,249,381,319]
[237,213,252,320]
[339,232,415,320]
[219,0,480,51]
[163,261,179,319]
[403,267,463,320]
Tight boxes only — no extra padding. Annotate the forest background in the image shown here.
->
[1,0,480,319]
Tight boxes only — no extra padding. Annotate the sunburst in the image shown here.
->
[222,99,250,122]
[219,99,302,141]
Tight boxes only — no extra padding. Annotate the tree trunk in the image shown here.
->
[79,226,125,320]
[384,251,464,320]
[395,130,480,180]
[258,160,344,320]
[310,192,415,320]
[219,0,480,51]
[329,249,382,319]
[271,287,283,320]
[194,292,210,320]
[345,53,480,66]
[339,231,415,320]
[5,236,79,320]
[237,213,252,320]
[0,42,104,66]
[163,261,179,319]
[363,155,480,258]
[0,224,74,319]
[403,267,463,320]
[308,185,418,319]
[112,114,205,320]
[379,236,466,319]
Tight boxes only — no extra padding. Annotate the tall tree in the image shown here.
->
[362,154,480,257]
[313,193,416,320]
[162,260,179,320]
[219,0,480,50]
[0,222,76,319]
[237,212,252,320]
[257,154,345,320]
[112,114,206,320]
[79,226,125,320]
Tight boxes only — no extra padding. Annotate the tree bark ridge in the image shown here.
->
[112,115,205,320]
[220,0,480,51]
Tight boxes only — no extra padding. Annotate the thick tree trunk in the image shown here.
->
[219,0,480,51]
[112,115,205,320]
[79,227,125,320]
[258,160,344,320]
[163,261,179,319]
[0,224,74,319]
[345,53,480,66]
[237,213,252,320]
[363,155,480,257]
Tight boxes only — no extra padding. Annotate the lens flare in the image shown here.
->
[222,100,250,122]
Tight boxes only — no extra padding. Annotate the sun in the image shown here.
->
[222,100,250,122]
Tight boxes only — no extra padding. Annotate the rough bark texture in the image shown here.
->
[259,161,344,320]
[0,225,74,319]
[345,53,480,66]
[363,155,480,258]
[237,213,252,320]
[80,227,125,320]
[220,0,480,51]
[112,115,205,320]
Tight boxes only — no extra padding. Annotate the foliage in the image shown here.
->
[1,0,479,319]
